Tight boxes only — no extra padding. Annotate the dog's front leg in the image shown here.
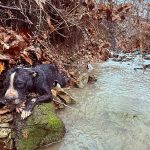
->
[21,94,52,119]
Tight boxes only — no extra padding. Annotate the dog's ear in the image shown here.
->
[28,70,38,77]
[31,72,38,77]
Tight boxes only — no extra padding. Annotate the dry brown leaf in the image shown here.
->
[10,40,19,48]
[9,33,27,50]
[88,27,95,35]
[34,0,45,10]
[0,39,10,49]
[47,16,55,33]
[35,47,42,60]
[24,46,35,52]
[4,35,12,43]
[18,41,28,50]
[15,34,25,41]
[0,32,6,41]
[26,46,42,60]
[21,51,33,65]
[81,13,90,22]
[0,54,10,60]
[122,3,132,12]
[98,3,108,11]
[112,14,121,21]
[0,62,4,74]
[42,31,49,39]
[0,107,11,115]
[140,21,150,31]
[82,0,95,10]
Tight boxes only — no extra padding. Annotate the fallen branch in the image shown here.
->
[0,4,33,25]
[0,4,20,11]
[5,18,33,25]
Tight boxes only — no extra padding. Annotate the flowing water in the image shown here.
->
[43,54,150,150]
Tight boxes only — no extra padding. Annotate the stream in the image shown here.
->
[43,54,150,150]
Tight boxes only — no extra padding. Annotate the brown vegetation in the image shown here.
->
[0,1,150,149]
[0,0,150,74]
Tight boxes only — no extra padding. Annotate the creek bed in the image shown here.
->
[42,55,150,150]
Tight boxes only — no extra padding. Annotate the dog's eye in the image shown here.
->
[16,82,24,88]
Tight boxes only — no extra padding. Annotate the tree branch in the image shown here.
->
[0,4,33,25]
[0,4,20,11]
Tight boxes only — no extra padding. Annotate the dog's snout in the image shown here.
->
[4,71,19,100]
[5,89,18,99]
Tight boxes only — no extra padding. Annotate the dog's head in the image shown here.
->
[3,67,37,104]
[55,72,70,87]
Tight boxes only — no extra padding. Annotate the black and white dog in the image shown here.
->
[2,64,68,119]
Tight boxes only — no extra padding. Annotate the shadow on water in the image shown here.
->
[42,55,150,150]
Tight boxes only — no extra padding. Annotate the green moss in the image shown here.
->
[15,103,65,150]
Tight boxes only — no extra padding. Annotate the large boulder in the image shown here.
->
[15,103,65,150]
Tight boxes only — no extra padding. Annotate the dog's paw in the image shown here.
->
[16,102,26,113]
[31,98,36,103]
[21,110,32,120]
[16,107,23,113]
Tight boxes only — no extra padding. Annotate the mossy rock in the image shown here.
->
[15,103,65,150]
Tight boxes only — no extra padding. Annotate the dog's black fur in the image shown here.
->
[2,64,68,114]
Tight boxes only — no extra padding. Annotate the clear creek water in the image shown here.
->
[43,55,150,150]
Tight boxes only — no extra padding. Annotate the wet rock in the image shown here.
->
[0,123,11,138]
[112,55,127,61]
[70,64,97,88]
[0,106,14,149]
[88,75,97,83]
[0,114,13,123]
[52,86,76,105]
[112,53,134,62]
[143,54,150,60]
[75,72,89,88]
[87,63,94,72]
[0,106,13,115]
[15,103,65,150]
[112,53,119,58]
[143,64,150,70]
[53,96,66,109]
